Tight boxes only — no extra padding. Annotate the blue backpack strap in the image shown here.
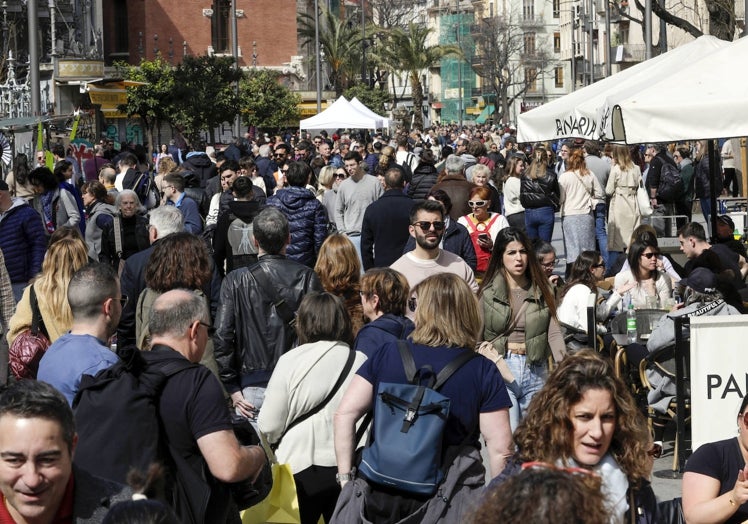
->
[433,350,479,390]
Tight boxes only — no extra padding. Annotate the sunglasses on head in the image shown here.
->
[468,200,487,208]
[412,220,445,232]
[641,252,659,259]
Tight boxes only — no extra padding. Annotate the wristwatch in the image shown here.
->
[336,467,357,485]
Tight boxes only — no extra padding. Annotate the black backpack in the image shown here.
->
[657,162,684,203]
[72,348,216,523]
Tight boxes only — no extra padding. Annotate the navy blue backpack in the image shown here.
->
[358,340,477,496]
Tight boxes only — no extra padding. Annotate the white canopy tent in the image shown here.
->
[601,35,748,143]
[300,96,383,130]
[349,97,391,129]
[517,35,728,143]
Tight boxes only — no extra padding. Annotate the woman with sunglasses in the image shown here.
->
[558,250,636,337]
[613,239,672,309]
[321,167,348,225]
[486,350,656,524]
[479,227,566,431]
[683,395,748,524]
[458,186,509,278]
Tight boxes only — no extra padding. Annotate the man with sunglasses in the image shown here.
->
[391,200,478,308]
[38,263,122,405]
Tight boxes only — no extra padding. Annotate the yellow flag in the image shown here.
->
[69,111,81,142]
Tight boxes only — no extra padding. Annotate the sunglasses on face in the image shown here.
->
[412,221,445,232]
[334,172,347,179]
[641,252,659,259]
[468,200,487,208]
[592,262,606,268]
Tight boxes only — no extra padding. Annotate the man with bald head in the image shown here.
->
[38,263,121,404]
[146,289,267,522]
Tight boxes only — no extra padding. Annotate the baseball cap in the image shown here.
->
[679,268,718,294]
[717,215,735,231]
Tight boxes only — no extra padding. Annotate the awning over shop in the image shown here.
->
[475,104,495,124]
[298,101,329,117]
[85,80,148,114]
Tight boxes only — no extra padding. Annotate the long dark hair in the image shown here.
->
[560,250,600,301]
[13,153,30,185]
[627,240,660,283]
[481,227,557,318]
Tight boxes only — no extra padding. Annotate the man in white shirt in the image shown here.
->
[391,200,478,313]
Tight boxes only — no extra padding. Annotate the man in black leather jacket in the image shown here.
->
[213,207,323,426]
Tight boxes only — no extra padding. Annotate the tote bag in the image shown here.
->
[637,181,653,217]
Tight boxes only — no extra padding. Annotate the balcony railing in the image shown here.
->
[520,15,545,27]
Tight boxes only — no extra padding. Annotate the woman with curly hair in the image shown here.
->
[313,234,364,336]
[487,350,655,523]
[472,464,610,524]
[135,232,212,351]
[7,236,89,345]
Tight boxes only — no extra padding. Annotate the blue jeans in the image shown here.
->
[237,386,266,431]
[524,206,555,242]
[595,203,610,268]
[700,198,712,233]
[505,352,548,432]
[347,234,364,272]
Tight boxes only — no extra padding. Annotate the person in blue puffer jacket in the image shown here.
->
[354,268,414,359]
[266,161,328,267]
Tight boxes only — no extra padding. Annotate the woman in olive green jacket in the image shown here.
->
[478,227,566,431]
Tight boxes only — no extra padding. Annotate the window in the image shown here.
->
[523,0,534,19]
[555,66,564,87]
[553,32,561,53]
[212,0,232,53]
[524,32,536,55]
[553,0,560,18]
[113,0,129,55]
[525,67,538,92]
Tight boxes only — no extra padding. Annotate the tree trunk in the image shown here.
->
[410,71,423,131]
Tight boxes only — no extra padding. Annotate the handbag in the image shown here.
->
[637,181,654,217]
[9,286,51,379]
[230,414,274,511]
[240,462,300,524]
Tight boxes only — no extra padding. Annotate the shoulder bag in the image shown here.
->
[9,286,51,379]
[636,180,654,217]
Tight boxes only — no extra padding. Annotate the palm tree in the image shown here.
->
[298,7,363,97]
[376,23,460,130]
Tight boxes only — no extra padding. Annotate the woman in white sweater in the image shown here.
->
[559,148,603,274]
[258,292,366,524]
[502,155,526,231]
[558,250,636,333]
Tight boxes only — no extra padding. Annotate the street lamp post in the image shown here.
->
[231,0,240,138]
[314,0,321,112]
[29,0,41,115]
[361,0,366,83]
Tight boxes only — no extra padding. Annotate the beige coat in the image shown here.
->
[606,163,642,252]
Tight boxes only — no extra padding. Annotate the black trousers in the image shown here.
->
[294,465,340,524]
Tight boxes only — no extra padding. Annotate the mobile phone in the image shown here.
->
[478,233,489,242]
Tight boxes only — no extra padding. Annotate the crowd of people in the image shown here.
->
[0,125,744,523]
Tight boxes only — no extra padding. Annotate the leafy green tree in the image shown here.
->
[343,84,390,115]
[115,56,175,157]
[240,69,301,131]
[298,7,363,96]
[170,55,244,146]
[375,24,459,130]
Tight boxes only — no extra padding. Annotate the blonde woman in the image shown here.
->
[7,235,89,345]
[606,144,642,259]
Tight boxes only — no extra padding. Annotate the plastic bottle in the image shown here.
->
[626,303,637,344]
[734,226,742,241]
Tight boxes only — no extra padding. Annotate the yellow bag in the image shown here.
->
[241,462,300,524]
